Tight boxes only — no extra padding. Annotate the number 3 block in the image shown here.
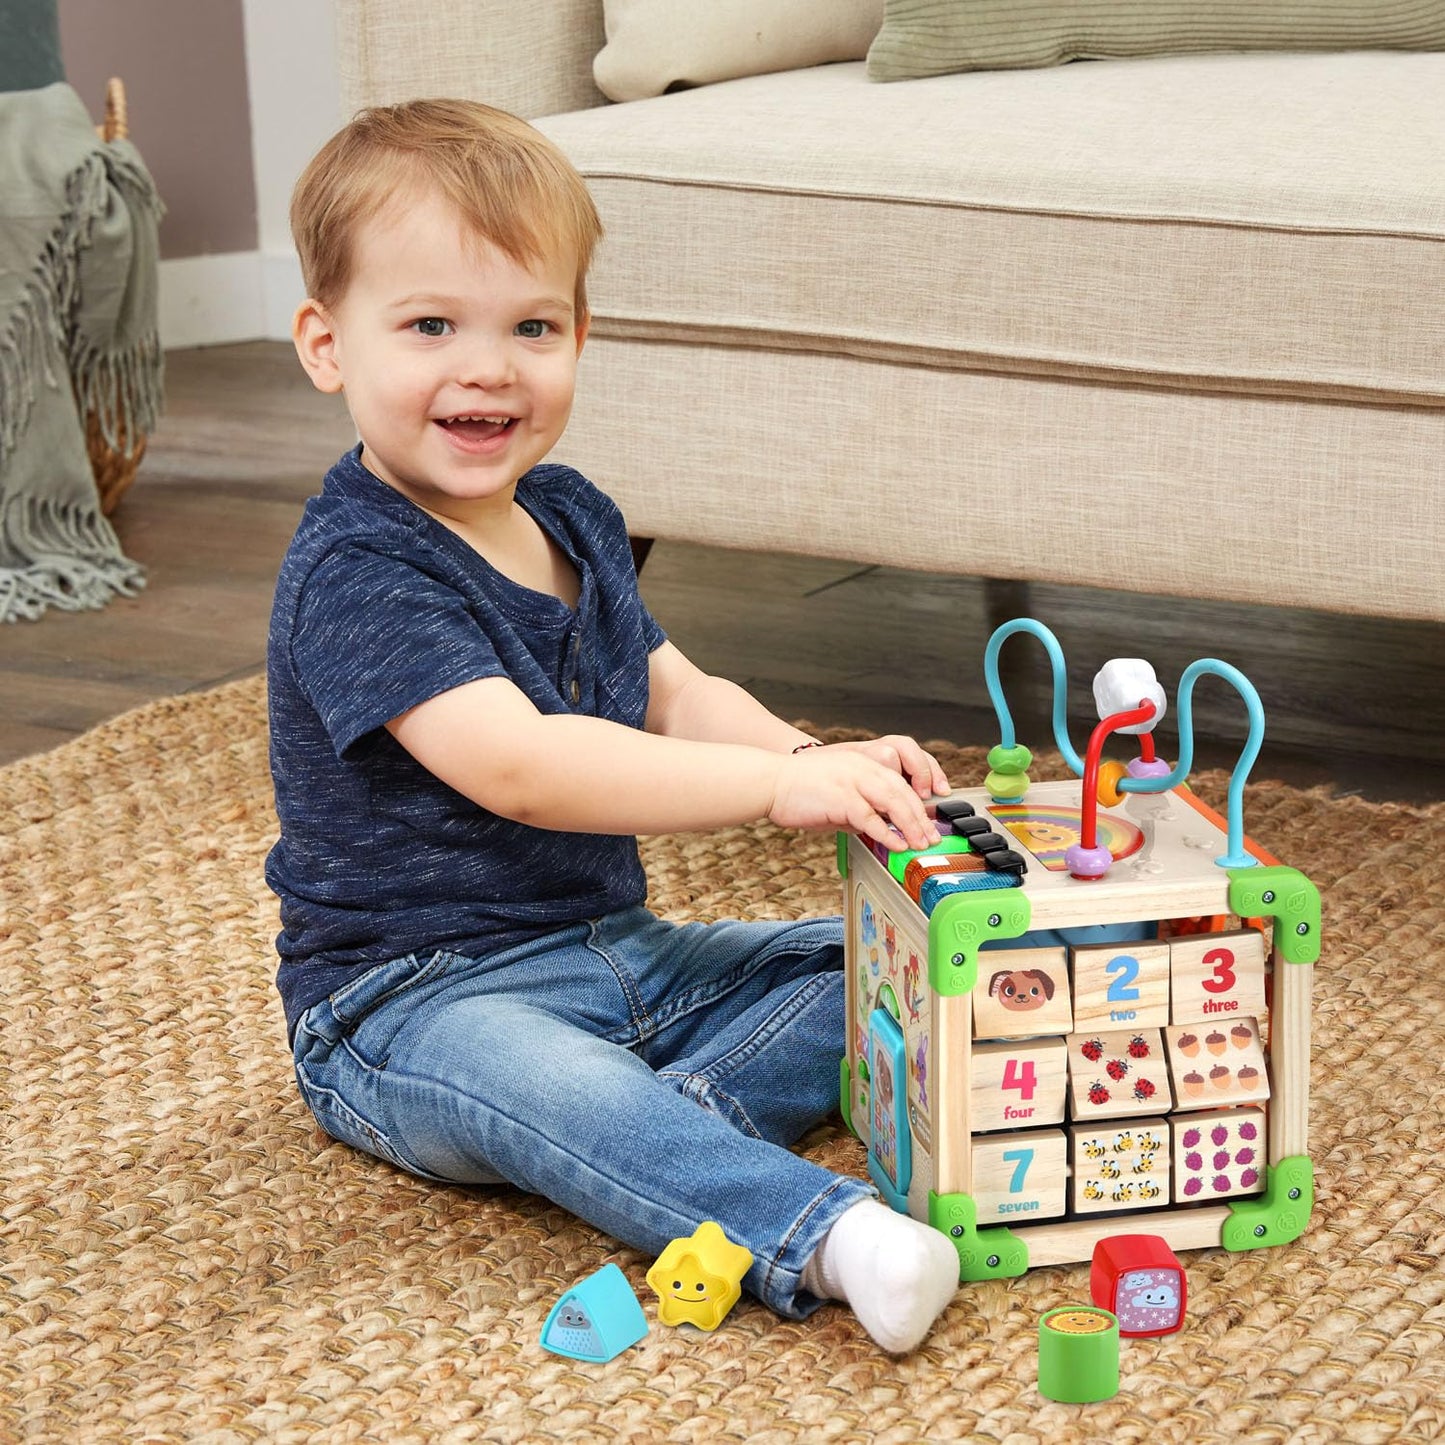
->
[1169,927,1267,1025]
[1071,940,1170,1033]
[970,1038,1067,1131]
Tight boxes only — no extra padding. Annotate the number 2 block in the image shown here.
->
[970,1038,1067,1131]
[971,1128,1067,1223]
[1071,940,1170,1032]
[1169,928,1267,1025]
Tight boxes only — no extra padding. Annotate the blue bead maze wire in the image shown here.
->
[983,619,1084,775]
[983,621,1265,871]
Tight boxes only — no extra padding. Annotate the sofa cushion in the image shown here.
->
[538,54,1445,404]
[595,0,883,102]
[867,0,1445,82]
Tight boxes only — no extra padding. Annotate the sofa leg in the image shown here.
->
[983,577,1031,632]
[630,536,655,575]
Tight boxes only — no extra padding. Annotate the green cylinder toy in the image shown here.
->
[1037,1305,1120,1403]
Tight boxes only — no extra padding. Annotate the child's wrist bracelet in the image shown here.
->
[792,741,824,753]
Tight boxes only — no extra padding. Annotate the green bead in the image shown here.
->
[985,769,1030,800]
[987,743,1033,775]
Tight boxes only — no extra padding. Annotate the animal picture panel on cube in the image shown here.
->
[1166,1018,1270,1109]
[1069,1118,1170,1214]
[1067,1028,1172,1120]
[973,946,1072,1039]
[1169,927,1268,1025]
[971,1128,1068,1224]
[970,1037,1068,1132]
[1172,1107,1267,1202]
[1071,940,1170,1033]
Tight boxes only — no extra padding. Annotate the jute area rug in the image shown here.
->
[1,676,1442,1444]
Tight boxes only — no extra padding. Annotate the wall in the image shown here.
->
[56,0,341,346]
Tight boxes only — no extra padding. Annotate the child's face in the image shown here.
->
[294,187,588,522]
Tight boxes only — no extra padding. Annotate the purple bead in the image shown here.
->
[1066,843,1113,878]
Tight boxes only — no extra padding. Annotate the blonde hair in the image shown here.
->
[291,99,603,316]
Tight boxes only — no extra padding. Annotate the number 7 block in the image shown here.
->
[970,1037,1067,1132]
[972,1128,1067,1222]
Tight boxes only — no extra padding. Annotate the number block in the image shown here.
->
[1166,1016,1270,1109]
[973,946,1072,1039]
[1171,1108,1267,1201]
[970,1037,1067,1131]
[1071,940,1170,1033]
[1066,1028,1173,1120]
[1070,1118,1170,1213]
[971,1128,1068,1223]
[1169,928,1268,1025]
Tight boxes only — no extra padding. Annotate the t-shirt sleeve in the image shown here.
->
[290,545,508,758]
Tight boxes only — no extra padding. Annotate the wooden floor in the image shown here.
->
[5,341,1443,804]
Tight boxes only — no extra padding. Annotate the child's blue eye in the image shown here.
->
[413,318,450,337]
[515,319,550,339]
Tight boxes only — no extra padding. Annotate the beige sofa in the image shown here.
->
[336,2,1445,622]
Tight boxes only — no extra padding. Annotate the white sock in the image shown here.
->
[801,1199,959,1353]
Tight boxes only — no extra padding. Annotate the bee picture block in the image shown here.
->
[1070,1119,1171,1214]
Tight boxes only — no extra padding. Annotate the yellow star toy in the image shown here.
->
[646,1221,753,1331]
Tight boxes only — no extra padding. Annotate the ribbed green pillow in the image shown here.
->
[867,0,1445,81]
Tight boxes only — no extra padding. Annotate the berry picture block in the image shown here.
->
[1171,1107,1267,1201]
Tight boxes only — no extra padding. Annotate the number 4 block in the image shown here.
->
[970,1038,1067,1132]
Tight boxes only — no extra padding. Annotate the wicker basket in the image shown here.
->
[85,76,149,516]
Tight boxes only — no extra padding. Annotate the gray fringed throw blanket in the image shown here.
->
[0,82,163,622]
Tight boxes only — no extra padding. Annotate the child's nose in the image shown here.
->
[456,338,515,387]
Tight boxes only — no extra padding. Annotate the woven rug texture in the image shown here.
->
[1,675,1442,1444]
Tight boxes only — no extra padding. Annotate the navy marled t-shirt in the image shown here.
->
[265,446,667,1038]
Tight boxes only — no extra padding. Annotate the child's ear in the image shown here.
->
[293,299,344,394]
[575,308,590,357]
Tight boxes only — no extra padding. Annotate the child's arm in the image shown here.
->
[644,640,949,800]
[385,668,945,851]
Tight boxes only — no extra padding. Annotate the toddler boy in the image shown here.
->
[267,99,961,1352]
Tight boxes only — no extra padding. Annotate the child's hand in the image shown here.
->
[767,745,946,852]
[827,734,950,802]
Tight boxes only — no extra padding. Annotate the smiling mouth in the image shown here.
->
[436,414,517,442]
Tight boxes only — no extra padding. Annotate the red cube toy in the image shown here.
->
[1090,1234,1187,1337]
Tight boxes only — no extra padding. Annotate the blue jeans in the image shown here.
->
[291,906,873,1316]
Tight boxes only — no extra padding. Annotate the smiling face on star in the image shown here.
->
[293,186,588,527]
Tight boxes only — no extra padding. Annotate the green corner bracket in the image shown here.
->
[1228,865,1320,964]
[1222,1155,1314,1251]
[929,1191,1029,1281]
[836,831,849,879]
[927,890,1032,996]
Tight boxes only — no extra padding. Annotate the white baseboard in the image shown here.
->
[159,249,305,349]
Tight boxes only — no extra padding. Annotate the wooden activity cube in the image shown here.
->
[841,778,1319,1281]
